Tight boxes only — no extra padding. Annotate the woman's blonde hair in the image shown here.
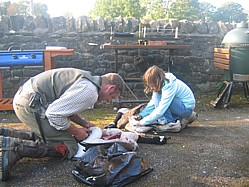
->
[143,65,166,94]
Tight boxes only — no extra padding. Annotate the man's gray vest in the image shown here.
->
[30,68,101,107]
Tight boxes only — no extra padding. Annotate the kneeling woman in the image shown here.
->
[135,65,197,132]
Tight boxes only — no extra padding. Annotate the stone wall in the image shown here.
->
[0,15,232,99]
[0,15,236,34]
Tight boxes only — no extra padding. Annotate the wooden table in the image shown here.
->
[43,49,74,70]
[0,49,74,111]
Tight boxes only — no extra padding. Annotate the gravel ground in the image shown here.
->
[0,99,249,187]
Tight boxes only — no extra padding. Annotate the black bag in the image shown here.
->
[72,143,153,187]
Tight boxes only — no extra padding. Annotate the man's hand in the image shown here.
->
[74,127,91,141]
[67,124,91,142]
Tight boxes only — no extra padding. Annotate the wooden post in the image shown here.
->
[43,49,74,71]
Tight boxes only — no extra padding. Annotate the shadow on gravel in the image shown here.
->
[1,98,249,186]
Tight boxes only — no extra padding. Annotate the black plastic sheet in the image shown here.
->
[72,143,153,187]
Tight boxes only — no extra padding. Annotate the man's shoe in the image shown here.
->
[154,120,181,133]
[181,111,198,129]
[0,136,18,181]
[0,127,39,141]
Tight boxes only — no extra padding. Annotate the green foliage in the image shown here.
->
[33,3,48,17]
[169,0,201,20]
[91,0,146,20]
[4,0,30,16]
[91,0,248,22]
[80,106,116,129]
[199,2,216,21]
[0,1,10,15]
[6,2,19,16]
[140,0,171,19]
[18,0,29,16]
[0,0,48,17]
[215,82,224,93]
[0,0,248,23]
[213,2,248,22]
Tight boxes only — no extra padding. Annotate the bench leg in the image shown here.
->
[223,82,233,108]
[243,82,249,103]
[211,81,249,108]
[210,81,230,108]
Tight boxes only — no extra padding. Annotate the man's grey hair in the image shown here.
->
[101,73,125,94]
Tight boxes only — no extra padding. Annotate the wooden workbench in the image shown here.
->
[102,44,190,72]
[102,44,191,105]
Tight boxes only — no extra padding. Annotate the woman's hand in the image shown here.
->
[129,116,141,126]
[133,114,142,120]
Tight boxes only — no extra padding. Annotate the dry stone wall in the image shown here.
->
[0,15,236,99]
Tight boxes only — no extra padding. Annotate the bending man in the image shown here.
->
[0,67,125,181]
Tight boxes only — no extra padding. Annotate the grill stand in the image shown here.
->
[210,80,249,108]
[211,47,249,108]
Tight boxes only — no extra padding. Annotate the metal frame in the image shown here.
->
[211,46,249,108]
[103,44,190,106]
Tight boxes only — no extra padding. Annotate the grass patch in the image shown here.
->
[80,104,117,129]
[196,92,249,108]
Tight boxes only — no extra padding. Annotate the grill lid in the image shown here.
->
[222,22,249,45]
